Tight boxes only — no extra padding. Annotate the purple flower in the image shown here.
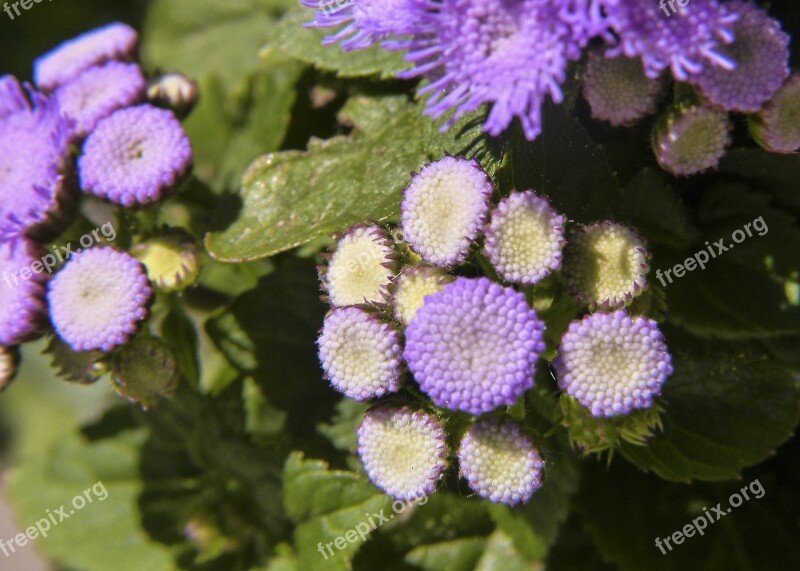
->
[386,0,582,140]
[688,1,789,112]
[47,248,152,352]
[301,0,423,51]
[554,310,673,417]
[401,156,492,268]
[602,0,737,81]
[484,190,566,285]
[749,73,800,154]
[0,87,73,239]
[55,61,147,139]
[458,418,544,505]
[78,104,193,206]
[0,75,31,119]
[318,306,403,400]
[357,405,447,500]
[34,23,139,92]
[0,238,49,346]
[404,277,545,414]
[652,104,731,177]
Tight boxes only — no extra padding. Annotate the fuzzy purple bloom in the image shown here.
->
[0,88,73,239]
[47,248,152,352]
[458,418,544,505]
[55,61,147,139]
[357,405,447,500]
[554,310,672,417]
[79,104,193,206]
[404,277,545,414]
[34,23,139,92]
[0,75,31,119]
[0,239,49,346]
[386,0,582,140]
[689,1,789,112]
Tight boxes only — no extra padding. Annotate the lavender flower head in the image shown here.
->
[390,264,452,326]
[484,191,566,285]
[749,73,800,154]
[554,310,673,417]
[401,156,492,268]
[357,405,447,500]
[458,418,544,505]
[689,1,790,112]
[55,61,146,139]
[0,89,72,239]
[34,23,139,91]
[0,75,30,118]
[404,277,545,414]
[79,104,193,206]
[47,248,152,352]
[388,0,580,140]
[318,307,403,400]
[602,0,737,81]
[0,239,49,346]
[653,104,731,177]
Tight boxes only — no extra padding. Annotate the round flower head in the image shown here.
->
[79,104,193,206]
[401,157,492,267]
[47,248,152,352]
[387,0,580,140]
[554,310,673,417]
[34,23,139,91]
[458,418,544,505]
[390,264,452,326]
[302,0,423,51]
[484,191,566,285]
[688,2,789,112]
[357,405,447,500]
[749,74,800,154]
[404,277,545,414]
[55,61,146,139]
[563,222,649,310]
[0,75,31,118]
[582,50,663,126]
[601,0,737,81]
[0,346,19,392]
[652,104,731,177]
[323,225,396,307]
[131,229,201,292]
[0,90,73,239]
[147,73,199,119]
[0,239,49,346]
[318,307,403,400]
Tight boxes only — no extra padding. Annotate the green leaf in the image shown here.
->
[161,302,200,387]
[475,530,540,571]
[619,328,800,482]
[206,95,494,261]
[264,7,410,79]
[719,149,800,211]
[405,537,487,571]
[317,399,368,454]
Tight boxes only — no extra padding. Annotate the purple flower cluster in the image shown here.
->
[303,0,792,141]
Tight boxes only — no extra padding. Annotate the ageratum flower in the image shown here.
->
[79,104,193,206]
[0,239,49,346]
[652,104,731,177]
[457,418,544,505]
[55,61,146,138]
[47,248,152,352]
[0,75,30,118]
[34,23,139,91]
[401,157,492,268]
[322,224,396,307]
[390,264,452,326]
[386,0,582,140]
[0,86,72,239]
[318,307,403,400]
[404,277,545,414]
[484,190,566,285]
[602,0,737,81]
[301,0,423,51]
[562,221,649,310]
[554,310,673,417]
[689,1,789,112]
[749,73,800,154]
[131,229,201,292]
[582,50,663,126]
[357,405,447,500]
